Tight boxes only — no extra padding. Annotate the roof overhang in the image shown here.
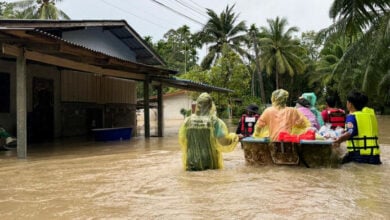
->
[0,21,233,93]
[0,28,176,80]
[152,76,233,93]
[0,19,166,65]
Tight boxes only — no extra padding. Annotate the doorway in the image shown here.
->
[30,77,54,143]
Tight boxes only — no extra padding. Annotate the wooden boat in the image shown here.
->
[241,137,342,168]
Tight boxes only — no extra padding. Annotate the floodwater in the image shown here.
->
[0,116,389,219]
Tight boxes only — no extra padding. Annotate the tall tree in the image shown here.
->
[311,37,348,98]
[179,45,252,115]
[0,1,17,18]
[153,25,198,74]
[259,16,306,89]
[247,24,266,103]
[196,4,247,69]
[317,0,389,108]
[8,0,69,19]
[325,0,389,41]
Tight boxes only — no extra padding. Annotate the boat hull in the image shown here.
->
[241,138,342,168]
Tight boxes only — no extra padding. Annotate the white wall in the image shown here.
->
[163,92,193,120]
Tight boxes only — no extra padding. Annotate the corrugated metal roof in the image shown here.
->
[0,19,165,65]
[153,76,233,93]
[0,20,233,93]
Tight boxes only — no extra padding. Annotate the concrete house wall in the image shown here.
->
[0,60,62,137]
[0,59,137,141]
[0,26,141,142]
[163,91,193,120]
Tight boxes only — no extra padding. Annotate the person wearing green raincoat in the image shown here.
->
[178,93,239,171]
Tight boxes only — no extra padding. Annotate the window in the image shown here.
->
[0,72,10,113]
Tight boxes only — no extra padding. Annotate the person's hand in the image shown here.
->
[332,139,340,148]
[238,134,244,140]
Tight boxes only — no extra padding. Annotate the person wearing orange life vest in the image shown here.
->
[333,91,381,165]
[236,104,260,140]
[321,96,346,129]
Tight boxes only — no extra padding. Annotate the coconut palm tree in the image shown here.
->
[325,0,389,41]
[317,0,389,105]
[259,16,306,89]
[8,0,69,19]
[308,37,347,99]
[247,24,266,102]
[196,4,247,69]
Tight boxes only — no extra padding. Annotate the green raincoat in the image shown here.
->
[178,93,239,171]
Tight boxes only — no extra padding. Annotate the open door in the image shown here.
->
[30,77,54,143]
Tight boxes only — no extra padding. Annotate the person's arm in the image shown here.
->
[214,118,239,152]
[332,114,357,147]
[332,132,351,147]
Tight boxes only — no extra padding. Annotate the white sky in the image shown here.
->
[5,0,335,60]
[52,0,334,41]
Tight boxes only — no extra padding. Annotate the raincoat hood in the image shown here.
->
[195,92,216,116]
[301,92,317,107]
[271,89,289,109]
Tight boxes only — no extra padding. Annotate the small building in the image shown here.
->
[0,20,231,158]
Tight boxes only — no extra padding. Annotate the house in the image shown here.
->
[163,90,193,120]
[0,20,231,158]
[137,90,193,124]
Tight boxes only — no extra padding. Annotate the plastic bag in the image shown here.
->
[319,124,343,140]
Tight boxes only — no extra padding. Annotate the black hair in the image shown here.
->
[297,97,310,108]
[325,96,336,108]
[347,91,367,111]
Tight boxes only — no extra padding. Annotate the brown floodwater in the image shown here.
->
[0,116,389,219]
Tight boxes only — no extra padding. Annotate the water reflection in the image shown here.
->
[0,117,389,219]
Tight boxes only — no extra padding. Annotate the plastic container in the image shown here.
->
[92,127,132,141]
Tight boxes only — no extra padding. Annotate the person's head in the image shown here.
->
[301,92,317,108]
[346,91,367,111]
[195,92,216,116]
[325,96,336,108]
[271,89,289,109]
[296,97,311,108]
[246,104,259,116]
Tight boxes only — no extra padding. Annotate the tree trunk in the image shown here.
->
[252,33,266,103]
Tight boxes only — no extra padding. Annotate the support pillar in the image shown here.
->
[143,75,150,138]
[16,48,27,158]
[157,84,163,137]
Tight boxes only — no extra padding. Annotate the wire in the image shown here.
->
[99,0,170,31]
[149,0,204,26]
[173,0,208,19]
[186,0,207,12]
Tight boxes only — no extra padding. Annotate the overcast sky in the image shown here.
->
[51,0,335,41]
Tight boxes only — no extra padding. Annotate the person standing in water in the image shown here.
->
[236,104,260,140]
[178,93,239,171]
[333,91,381,165]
